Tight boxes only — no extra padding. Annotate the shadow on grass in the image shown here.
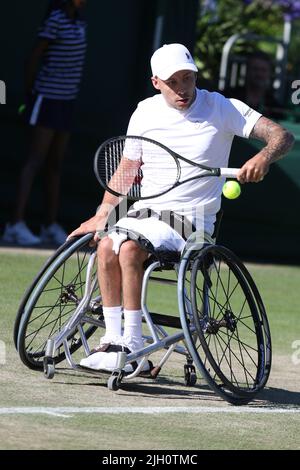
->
[118,382,221,402]
[253,387,300,408]
[53,368,300,407]
[53,367,223,401]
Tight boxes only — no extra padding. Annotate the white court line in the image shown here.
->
[0,406,299,417]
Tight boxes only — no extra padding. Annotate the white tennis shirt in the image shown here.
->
[126,88,261,235]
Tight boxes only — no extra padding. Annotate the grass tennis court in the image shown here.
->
[0,249,300,450]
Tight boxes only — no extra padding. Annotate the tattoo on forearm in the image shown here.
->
[249,116,295,163]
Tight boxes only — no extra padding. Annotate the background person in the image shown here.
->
[68,43,294,372]
[224,51,284,120]
[2,0,87,246]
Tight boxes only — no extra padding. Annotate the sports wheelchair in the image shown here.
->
[14,229,272,405]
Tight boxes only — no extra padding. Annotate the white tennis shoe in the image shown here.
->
[80,352,152,373]
[80,350,120,371]
[80,340,151,373]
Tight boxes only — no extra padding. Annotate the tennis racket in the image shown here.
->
[94,135,239,201]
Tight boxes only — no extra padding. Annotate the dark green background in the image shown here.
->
[0,0,299,262]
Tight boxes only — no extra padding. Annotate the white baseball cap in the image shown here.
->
[151,43,198,80]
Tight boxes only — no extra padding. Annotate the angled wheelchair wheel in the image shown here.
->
[16,234,104,370]
[178,245,272,405]
[13,239,76,349]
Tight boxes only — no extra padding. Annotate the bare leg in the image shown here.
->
[97,236,122,306]
[12,126,55,223]
[80,239,148,369]
[118,241,148,310]
[44,130,70,225]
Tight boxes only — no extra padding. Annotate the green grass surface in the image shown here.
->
[2,413,300,450]
[0,251,300,450]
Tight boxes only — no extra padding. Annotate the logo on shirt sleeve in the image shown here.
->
[243,107,254,118]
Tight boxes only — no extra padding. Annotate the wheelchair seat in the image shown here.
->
[144,249,181,270]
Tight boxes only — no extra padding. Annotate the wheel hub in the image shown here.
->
[59,284,79,304]
[205,310,237,334]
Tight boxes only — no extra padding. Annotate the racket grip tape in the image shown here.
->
[220,168,239,179]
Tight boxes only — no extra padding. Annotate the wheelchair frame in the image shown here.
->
[15,232,272,405]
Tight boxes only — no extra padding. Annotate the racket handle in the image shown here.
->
[220,168,239,179]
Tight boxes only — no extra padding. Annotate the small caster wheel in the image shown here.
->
[184,362,197,386]
[108,369,124,391]
[108,375,120,391]
[43,357,55,379]
[185,371,197,386]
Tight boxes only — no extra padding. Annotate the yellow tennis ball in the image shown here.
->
[222,180,241,199]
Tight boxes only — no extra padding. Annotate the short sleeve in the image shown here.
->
[123,138,142,161]
[126,104,143,136]
[220,96,262,138]
[38,10,60,40]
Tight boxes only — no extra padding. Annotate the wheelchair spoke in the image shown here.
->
[202,262,262,389]
[217,328,259,355]
[206,330,241,387]
[179,244,271,403]
[17,235,101,369]
[211,329,257,385]
[211,257,237,314]
[25,303,76,353]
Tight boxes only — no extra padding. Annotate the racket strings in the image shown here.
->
[98,139,142,198]
[96,137,179,199]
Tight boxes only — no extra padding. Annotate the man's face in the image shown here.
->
[151,70,197,110]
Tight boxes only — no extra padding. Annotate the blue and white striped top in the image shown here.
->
[34,9,87,100]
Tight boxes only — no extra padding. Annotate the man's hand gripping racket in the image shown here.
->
[94,135,239,201]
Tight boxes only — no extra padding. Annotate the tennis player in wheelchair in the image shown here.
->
[68,43,294,373]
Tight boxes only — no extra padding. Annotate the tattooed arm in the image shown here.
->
[237,116,295,183]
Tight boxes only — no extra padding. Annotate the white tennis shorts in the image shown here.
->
[107,216,186,255]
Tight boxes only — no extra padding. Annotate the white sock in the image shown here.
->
[123,309,143,352]
[101,306,122,343]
